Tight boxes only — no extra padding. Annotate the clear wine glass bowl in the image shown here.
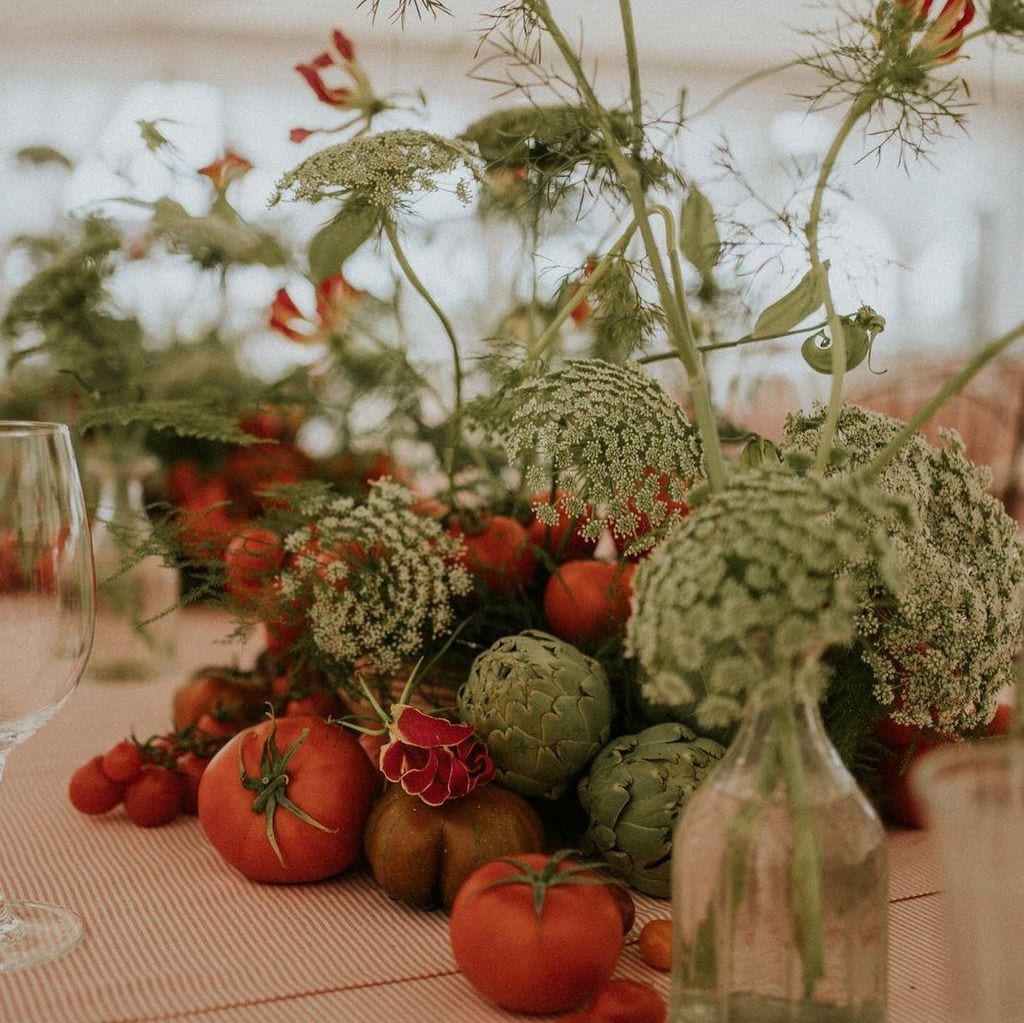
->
[0,422,95,972]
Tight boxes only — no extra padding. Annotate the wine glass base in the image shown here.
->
[0,901,83,972]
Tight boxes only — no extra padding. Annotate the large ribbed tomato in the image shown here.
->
[198,716,379,883]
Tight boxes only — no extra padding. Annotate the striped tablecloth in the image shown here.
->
[0,609,951,1023]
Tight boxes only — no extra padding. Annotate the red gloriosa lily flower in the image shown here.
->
[268,273,364,344]
[379,704,494,807]
[198,149,253,191]
[291,29,384,143]
[894,0,976,64]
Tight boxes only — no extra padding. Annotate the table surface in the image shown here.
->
[0,609,952,1023]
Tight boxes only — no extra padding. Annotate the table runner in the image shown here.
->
[0,609,951,1022]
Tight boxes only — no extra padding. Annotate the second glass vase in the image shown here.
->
[87,456,179,682]
[669,691,888,1023]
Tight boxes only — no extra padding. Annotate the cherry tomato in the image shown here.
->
[587,978,667,1023]
[449,853,624,1014]
[198,717,378,883]
[224,526,283,597]
[543,560,635,646]
[448,514,537,595]
[195,713,243,741]
[526,492,598,562]
[69,756,125,815]
[101,740,144,784]
[284,691,345,719]
[639,918,673,971]
[175,752,211,816]
[124,765,184,827]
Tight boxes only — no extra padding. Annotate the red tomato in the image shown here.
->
[225,443,310,514]
[69,756,125,815]
[612,472,690,559]
[101,740,144,783]
[165,460,201,505]
[177,478,245,559]
[358,731,388,772]
[526,492,598,562]
[448,514,537,595]
[587,979,667,1023]
[171,669,267,731]
[175,752,211,816]
[240,405,303,442]
[449,853,624,1014]
[124,765,184,827]
[195,713,242,740]
[986,702,1013,736]
[224,526,284,597]
[284,691,346,719]
[543,561,635,646]
[198,716,378,884]
[879,739,954,829]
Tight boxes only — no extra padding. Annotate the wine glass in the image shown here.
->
[0,422,95,972]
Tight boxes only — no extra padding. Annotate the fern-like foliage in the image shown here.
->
[77,399,261,446]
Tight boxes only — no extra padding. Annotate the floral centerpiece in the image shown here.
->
[42,0,1024,1018]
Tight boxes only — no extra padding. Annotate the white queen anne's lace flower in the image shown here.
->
[281,480,471,676]
[502,359,704,549]
[785,404,1024,732]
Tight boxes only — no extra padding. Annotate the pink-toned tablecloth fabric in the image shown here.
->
[0,610,951,1023]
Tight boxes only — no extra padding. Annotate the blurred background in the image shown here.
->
[2,0,1024,501]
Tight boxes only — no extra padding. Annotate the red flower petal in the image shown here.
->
[289,127,314,144]
[295,58,351,106]
[391,704,475,748]
[333,29,356,62]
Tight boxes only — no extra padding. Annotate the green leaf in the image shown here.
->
[15,146,73,170]
[680,189,721,276]
[77,399,261,445]
[308,202,381,282]
[751,263,828,340]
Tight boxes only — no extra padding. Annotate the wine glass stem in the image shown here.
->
[0,755,19,940]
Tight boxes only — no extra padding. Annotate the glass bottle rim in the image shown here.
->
[0,421,71,438]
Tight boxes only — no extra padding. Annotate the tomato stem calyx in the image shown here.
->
[238,719,337,865]
[482,849,620,920]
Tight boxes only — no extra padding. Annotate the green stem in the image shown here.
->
[639,320,831,364]
[863,318,1024,481]
[531,0,727,491]
[618,0,645,156]
[807,90,876,474]
[647,203,702,345]
[383,219,463,498]
[527,218,639,366]
[689,59,806,120]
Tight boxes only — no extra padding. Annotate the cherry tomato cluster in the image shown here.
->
[68,730,225,827]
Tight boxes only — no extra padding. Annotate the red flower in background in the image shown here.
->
[379,705,494,807]
[895,0,975,64]
[268,273,364,344]
[291,29,385,142]
[198,149,253,191]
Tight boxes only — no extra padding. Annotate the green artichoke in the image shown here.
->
[458,630,613,800]
[578,723,725,897]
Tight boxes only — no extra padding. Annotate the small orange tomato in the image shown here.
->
[639,918,673,971]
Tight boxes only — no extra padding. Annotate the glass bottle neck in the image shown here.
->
[719,692,855,804]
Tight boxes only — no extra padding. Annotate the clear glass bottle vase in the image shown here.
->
[669,691,888,1023]
[86,456,179,681]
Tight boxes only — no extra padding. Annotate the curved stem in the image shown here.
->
[383,219,463,497]
[689,59,806,120]
[638,319,831,364]
[618,0,645,156]
[531,0,727,491]
[863,319,1024,481]
[527,218,639,366]
[806,90,876,474]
